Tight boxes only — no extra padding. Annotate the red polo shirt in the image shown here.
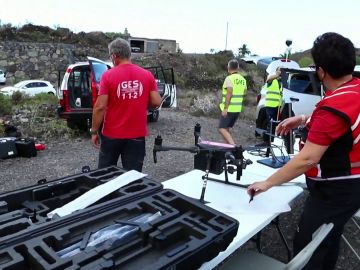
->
[99,63,158,139]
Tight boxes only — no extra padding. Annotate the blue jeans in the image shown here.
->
[98,134,145,172]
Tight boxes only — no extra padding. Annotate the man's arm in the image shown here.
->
[149,90,161,108]
[91,95,108,148]
[92,95,108,132]
[224,87,233,110]
[266,69,281,83]
[222,76,233,114]
[248,141,329,195]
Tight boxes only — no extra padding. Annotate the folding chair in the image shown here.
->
[219,223,334,270]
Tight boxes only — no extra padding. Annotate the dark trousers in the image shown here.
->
[264,107,279,143]
[293,178,360,270]
[98,134,145,172]
[265,107,279,123]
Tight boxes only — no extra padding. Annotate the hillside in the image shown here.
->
[0,23,112,48]
[0,23,261,91]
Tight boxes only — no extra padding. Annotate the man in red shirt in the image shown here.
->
[91,38,161,171]
[248,32,360,269]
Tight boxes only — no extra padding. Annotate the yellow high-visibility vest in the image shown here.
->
[265,79,281,108]
[220,73,246,112]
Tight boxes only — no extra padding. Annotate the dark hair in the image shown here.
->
[108,38,131,59]
[228,59,239,70]
[311,32,355,78]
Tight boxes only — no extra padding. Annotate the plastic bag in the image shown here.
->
[57,211,161,258]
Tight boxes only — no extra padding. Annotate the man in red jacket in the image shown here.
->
[91,38,161,172]
[248,32,360,270]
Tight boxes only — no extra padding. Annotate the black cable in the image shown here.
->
[268,141,290,165]
[246,140,291,164]
[247,148,268,157]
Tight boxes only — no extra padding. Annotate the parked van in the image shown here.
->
[57,57,177,130]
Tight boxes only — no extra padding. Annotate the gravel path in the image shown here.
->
[0,108,359,269]
[0,108,257,189]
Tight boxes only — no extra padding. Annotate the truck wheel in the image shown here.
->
[67,120,88,131]
[148,110,159,122]
[67,120,77,129]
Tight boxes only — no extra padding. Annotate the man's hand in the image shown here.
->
[222,108,228,117]
[247,181,272,197]
[91,134,100,148]
[276,115,304,136]
[276,68,281,77]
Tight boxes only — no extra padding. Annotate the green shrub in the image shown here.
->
[356,56,360,65]
[11,91,28,105]
[24,93,58,106]
[298,56,313,67]
[189,93,219,118]
[23,117,73,139]
[244,74,255,91]
[0,93,12,116]
[0,124,4,136]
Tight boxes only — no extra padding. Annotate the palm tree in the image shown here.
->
[238,44,251,57]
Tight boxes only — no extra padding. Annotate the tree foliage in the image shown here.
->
[238,44,251,57]
[105,28,130,40]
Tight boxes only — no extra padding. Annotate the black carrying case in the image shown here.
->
[0,138,17,159]
[0,166,162,247]
[0,166,239,270]
[15,138,37,158]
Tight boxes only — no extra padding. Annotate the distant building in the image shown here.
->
[128,37,178,53]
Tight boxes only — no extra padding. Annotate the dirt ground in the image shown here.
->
[0,108,359,269]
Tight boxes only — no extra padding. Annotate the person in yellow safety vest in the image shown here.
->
[264,67,282,124]
[218,59,247,145]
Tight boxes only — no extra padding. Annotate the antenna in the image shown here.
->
[225,22,229,50]
[285,39,292,61]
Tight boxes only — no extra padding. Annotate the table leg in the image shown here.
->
[272,216,292,262]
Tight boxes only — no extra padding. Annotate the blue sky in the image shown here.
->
[1,0,359,56]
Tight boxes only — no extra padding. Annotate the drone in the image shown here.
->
[152,123,254,202]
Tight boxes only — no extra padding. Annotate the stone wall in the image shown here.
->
[0,41,108,86]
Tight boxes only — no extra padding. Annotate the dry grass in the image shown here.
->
[177,88,258,123]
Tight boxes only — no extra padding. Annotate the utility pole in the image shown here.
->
[225,22,229,51]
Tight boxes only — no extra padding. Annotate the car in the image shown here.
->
[0,69,6,84]
[256,65,360,131]
[256,67,321,131]
[57,57,177,130]
[131,46,141,53]
[0,80,56,96]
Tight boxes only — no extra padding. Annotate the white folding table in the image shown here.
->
[163,167,304,269]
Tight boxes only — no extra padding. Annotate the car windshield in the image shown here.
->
[14,82,25,88]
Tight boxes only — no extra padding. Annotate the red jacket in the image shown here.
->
[305,78,360,180]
